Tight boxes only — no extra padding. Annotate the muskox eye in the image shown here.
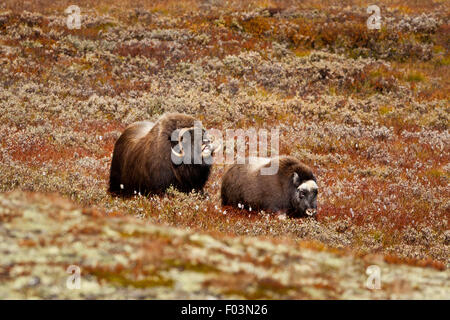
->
[299,190,306,198]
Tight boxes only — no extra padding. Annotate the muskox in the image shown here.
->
[109,113,217,196]
[221,156,318,217]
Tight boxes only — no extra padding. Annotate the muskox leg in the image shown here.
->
[221,192,228,206]
[109,149,123,195]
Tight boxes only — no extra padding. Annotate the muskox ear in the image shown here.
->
[292,172,301,187]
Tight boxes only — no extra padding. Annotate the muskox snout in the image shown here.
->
[302,200,317,217]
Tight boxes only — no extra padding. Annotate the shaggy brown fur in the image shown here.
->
[221,156,318,217]
[109,113,212,196]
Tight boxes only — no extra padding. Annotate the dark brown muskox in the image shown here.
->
[109,113,217,196]
[221,156,318,217]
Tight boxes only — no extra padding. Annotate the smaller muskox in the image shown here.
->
[221,156,318,217]
[109,113,217,196]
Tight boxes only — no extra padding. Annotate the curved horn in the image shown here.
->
[171,147,184,158]
[178,127,192,143]
[171,127,191,159]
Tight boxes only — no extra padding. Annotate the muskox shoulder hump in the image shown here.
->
[247,156,271,173]
[127,121,155,140]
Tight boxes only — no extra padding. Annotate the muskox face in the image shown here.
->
[171,127,218,166]
[291,172,318,217]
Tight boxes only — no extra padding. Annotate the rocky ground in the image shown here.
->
[0,0,448,299]
[0,191,448,299]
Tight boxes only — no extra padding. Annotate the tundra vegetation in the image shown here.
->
[0,0,448,298]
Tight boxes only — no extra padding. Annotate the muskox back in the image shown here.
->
[221,156,318,217]
[109,113,213,196]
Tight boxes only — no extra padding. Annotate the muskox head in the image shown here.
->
[291,172,318,217]
[170,125,219,166]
